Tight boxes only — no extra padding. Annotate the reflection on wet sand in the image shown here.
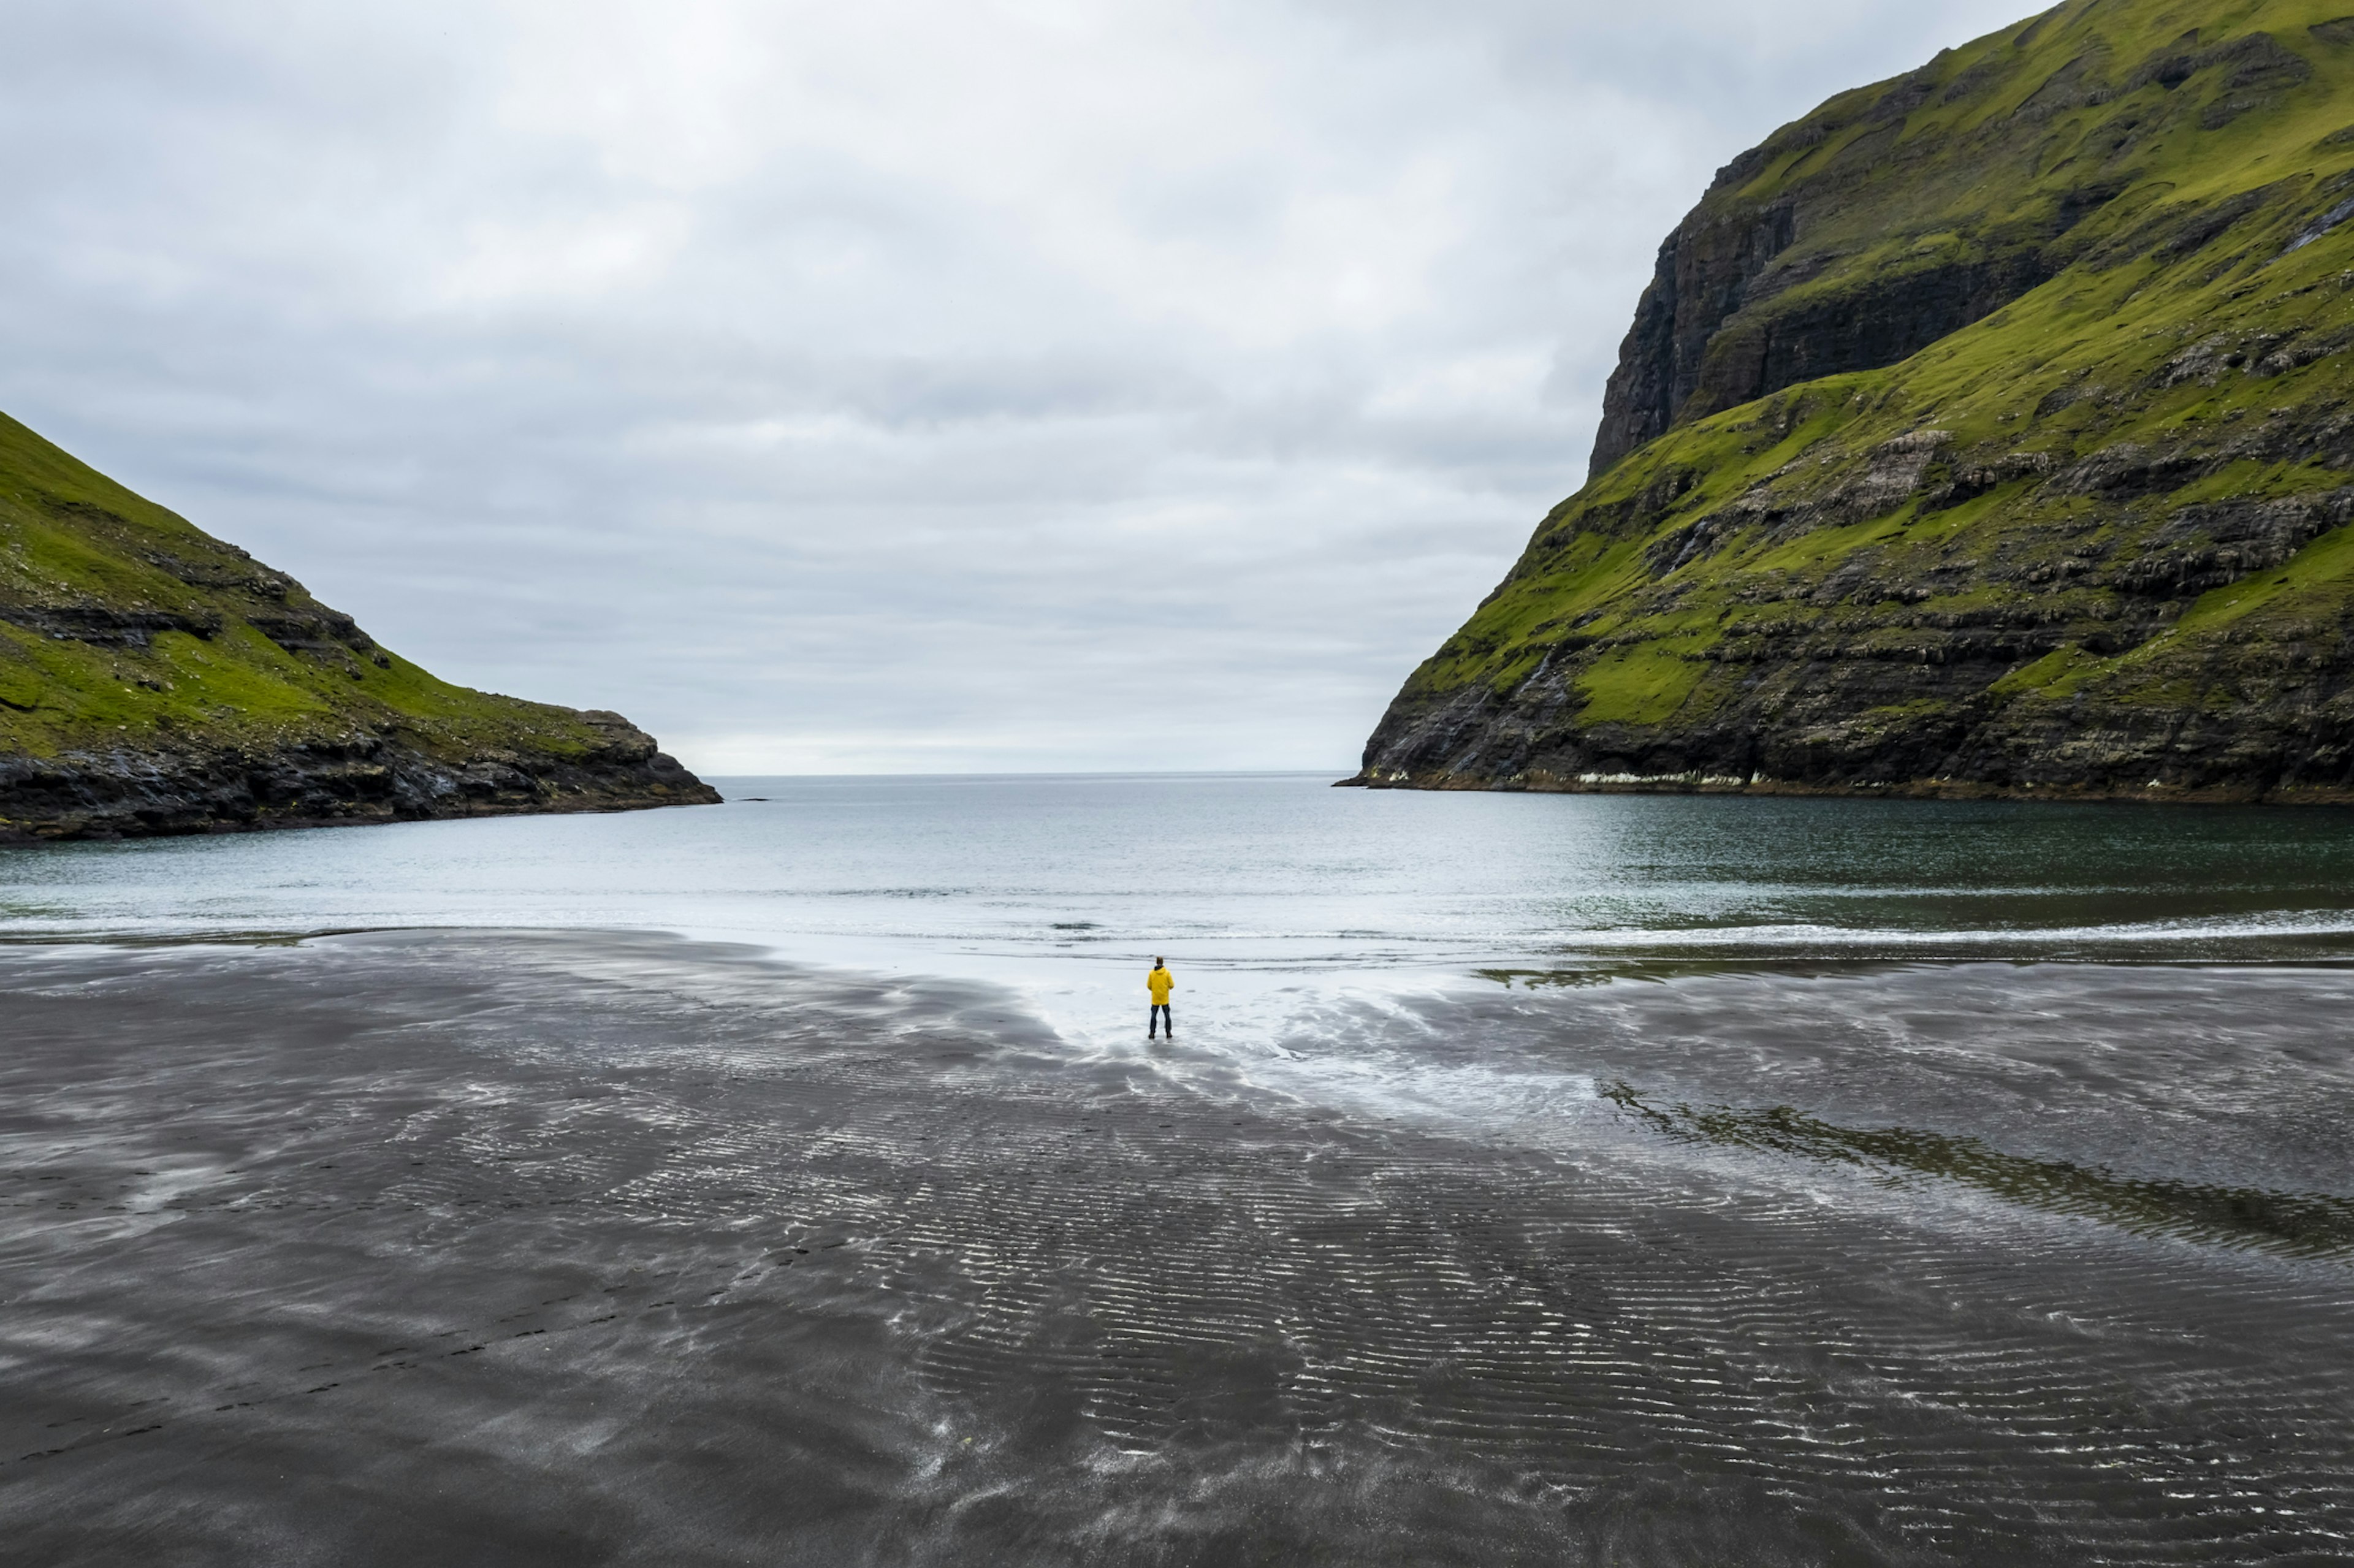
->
[3,932,2350,1566]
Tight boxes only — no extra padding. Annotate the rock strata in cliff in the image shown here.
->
[0,412,719,840]
[1357,0,2354,804]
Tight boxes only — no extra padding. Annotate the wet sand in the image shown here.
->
[2,932,2350,1565]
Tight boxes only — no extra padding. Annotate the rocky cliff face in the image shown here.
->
[1357,0,2354,804]
[1586,12,2320,478]
[0,413,719,840]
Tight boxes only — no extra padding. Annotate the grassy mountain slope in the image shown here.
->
[0,411,717,838]
[1358,0,2354,802]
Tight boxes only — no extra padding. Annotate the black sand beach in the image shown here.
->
[3,931,2350,1565]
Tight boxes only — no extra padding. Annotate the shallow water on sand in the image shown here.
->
[3,778,2353,1562]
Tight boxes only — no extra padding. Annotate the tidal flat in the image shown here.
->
[4,929,2350,1566]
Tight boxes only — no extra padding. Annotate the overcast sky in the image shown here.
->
[2,0,2035,774]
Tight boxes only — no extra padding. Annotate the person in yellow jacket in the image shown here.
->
[1147,957,1175,1039]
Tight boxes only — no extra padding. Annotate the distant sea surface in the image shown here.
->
[6,775,2353,1563]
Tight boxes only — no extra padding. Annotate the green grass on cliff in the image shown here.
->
[1393,0,2354,766]
[0,411,609,762]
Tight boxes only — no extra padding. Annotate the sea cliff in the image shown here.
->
[1355,0,2354,802]
[0,412,717,839]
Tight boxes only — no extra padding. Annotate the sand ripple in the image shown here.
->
[0,932,2347,1565]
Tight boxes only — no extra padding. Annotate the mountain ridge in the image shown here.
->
[1354,0,2354,803]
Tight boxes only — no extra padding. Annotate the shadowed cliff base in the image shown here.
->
[0,714,718,843]
[1341,766,2354,805]
[1361,0,2354,802]
[0,411,717,840]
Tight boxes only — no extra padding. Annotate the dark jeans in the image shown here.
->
[1149,1003,1173,1037]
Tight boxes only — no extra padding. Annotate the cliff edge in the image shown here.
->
[0,411,719,840]
[1357,0,2354,803]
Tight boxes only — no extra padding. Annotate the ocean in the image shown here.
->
[4,774,2351,1564]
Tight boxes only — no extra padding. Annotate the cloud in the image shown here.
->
[0,0,2036,771]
